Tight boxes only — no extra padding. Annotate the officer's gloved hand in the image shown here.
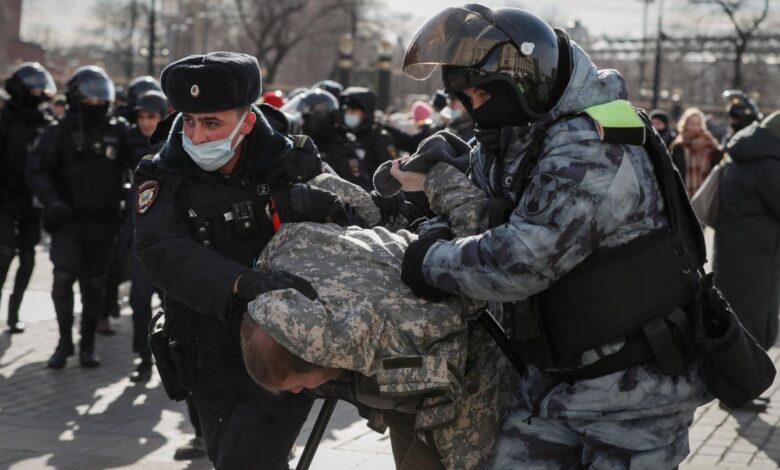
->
[401,227,455,302]
[474,127,501,155]
[370,190,404,221]
[45,201,75,225]
[235,270,318,302]
[272,184,349,226]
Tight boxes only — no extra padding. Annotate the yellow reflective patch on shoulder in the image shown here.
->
[583,100,643,129]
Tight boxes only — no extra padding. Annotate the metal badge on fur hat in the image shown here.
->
[160,52,262,113]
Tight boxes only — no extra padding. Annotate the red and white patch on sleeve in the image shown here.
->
[136,180,160,215]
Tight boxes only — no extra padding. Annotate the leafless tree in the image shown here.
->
[93,0,146,82]
[690,0,770,87]
[232,0,365,84]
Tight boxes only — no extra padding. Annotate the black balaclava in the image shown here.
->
[79,103,109,127]
[468,81,530,129]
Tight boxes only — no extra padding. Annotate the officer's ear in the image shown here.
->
[240,110,256,135]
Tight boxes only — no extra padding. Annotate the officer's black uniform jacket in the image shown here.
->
[319,133,374,191]
[133,105,326,354]
[27,112,131,239]
[340,88,398,181]
[127,124,159,170]
[0,100,52,214]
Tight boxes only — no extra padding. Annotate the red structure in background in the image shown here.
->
[1,0,45,72]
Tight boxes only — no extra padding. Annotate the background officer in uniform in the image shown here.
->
[283,88,372,190]
[133,52,340,469]
[339,87,398,184]
[120,90,168,381]
[397,5,709,468]
[28,65,130,369]
[0,62,56,334]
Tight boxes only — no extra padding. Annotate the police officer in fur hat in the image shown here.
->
[133,52,351,469]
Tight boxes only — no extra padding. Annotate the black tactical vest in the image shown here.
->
[0,103,50,209]
[55,117,126,218]
[502,104,706,378]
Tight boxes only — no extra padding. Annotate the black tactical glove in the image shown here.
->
[272,184,349,226]
[474,126,501,155]
[401,228,454,302]
[235,270,318,302]
[45,200,75,226]
[371,190,405,221]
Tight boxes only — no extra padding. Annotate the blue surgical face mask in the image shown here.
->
[182,111,248,172]
[450,109,461,120]
[343,113,361,129]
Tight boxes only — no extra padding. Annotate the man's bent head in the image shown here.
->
[240,314,337,394]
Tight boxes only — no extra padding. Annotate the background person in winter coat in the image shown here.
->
[714,111,780,352]
[670,107,723,197]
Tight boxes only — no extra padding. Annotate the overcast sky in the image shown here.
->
[21,0,683,47]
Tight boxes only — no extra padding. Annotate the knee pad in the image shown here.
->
[16,251,35,276]
[52,270,77,298]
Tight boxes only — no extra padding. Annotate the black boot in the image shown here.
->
[7,250,33,335]
[47,342,74,369]
[7,292,24,334]
[79,349,101,369]
[173,436,206,460]
[129,358,153,383]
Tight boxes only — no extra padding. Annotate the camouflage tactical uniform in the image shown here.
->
[248,163,515,469]
[420,43,711,468]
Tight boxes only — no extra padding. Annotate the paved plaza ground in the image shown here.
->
[0,231,778,469]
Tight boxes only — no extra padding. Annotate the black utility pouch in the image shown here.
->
[148,311,191,401]
[230,200,259,236]
[692,273,776,409]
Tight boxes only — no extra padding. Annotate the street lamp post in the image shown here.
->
[651,0,665,109]
[337,33,353,87]
[376,39,393,111]
[638,0,654,89]
[147,0,156,75]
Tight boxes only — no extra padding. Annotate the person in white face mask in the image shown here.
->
[131,51,351,470]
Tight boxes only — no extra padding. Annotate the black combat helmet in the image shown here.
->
[134,90,169,116]
[312,80,344,99]
[128,75,162,109]
[5,62,57,106]
[281,88,339,144]
[722,89,762,133]
[66,66,115,106]
[66,66,115,126]
[403,4,571,125]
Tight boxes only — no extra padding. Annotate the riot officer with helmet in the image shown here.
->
[0,62,56,333]
[115,75,163,121]
[283,88,373,190]
[27,65,131,369]
[395,5,723,467]
[101,89,169,380]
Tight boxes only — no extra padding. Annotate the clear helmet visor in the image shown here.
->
[19,69,57,98]
[403,7,512,80]
[77,78,115,102]
[280,93,304,115]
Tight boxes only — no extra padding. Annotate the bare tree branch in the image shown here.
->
[689,0,770,87]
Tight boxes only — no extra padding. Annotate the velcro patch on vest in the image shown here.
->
[136,180,160,215]
[524,173,559,216]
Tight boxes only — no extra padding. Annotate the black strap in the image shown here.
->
[478,310,525,375]
[559,307,694,381]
